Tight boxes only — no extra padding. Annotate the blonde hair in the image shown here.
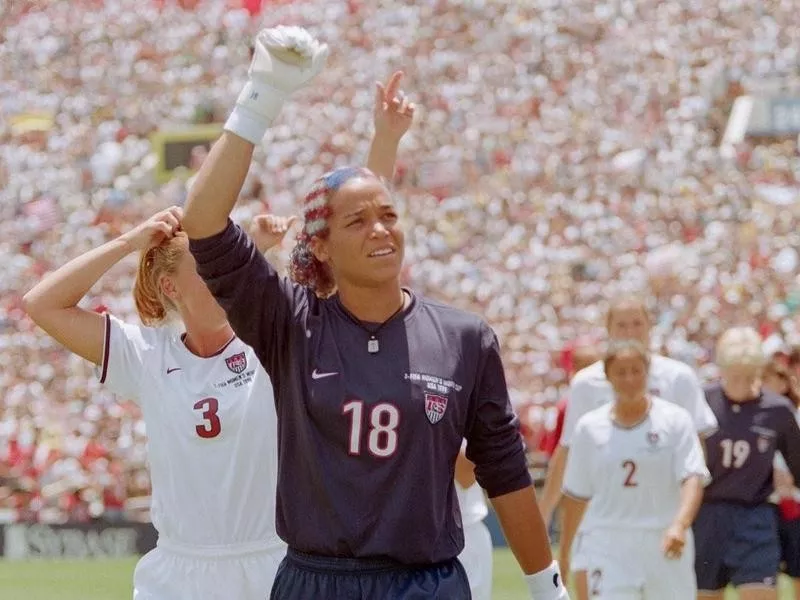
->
[605,294,650,329]
[603,339,650,374]
[715,326,766,369]
[133,234,186,326]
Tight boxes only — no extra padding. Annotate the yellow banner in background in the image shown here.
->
[150,124,223,184]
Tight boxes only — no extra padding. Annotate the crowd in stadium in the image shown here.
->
[1,0,800,530]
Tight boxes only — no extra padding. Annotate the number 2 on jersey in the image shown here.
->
[194,397,221,439]
[590,569,602,596]
[622,460,638,487]
[342,401,399,457]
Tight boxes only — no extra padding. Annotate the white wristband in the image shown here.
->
[224,105,272,146]
[524,560,570,600]
[224,80,288,145]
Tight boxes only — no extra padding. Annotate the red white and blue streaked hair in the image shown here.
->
[289,166,381,297]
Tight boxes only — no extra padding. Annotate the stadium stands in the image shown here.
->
[1,0,800,521]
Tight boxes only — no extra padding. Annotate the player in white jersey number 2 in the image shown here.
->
[539,295,716,598]
[23,208,293,599]
[561,340,709,599]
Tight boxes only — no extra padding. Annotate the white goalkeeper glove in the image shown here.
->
[225,26,329,145]
[525,561,570,600]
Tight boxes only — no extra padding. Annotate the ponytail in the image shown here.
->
[133,235,184,325]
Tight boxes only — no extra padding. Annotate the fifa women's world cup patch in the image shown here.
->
[404,371,463,425]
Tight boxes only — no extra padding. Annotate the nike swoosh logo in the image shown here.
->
[167,367,182,374]
[311,369,338,380]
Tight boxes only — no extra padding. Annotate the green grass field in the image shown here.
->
[0,550,795,599]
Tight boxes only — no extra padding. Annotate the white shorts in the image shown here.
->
[133,536,287,600]
[457,521,493,600]
[571,529,591,572]
[575,528,696,600]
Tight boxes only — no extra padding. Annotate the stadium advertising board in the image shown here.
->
[150,124,222,184]
[0,522,157,560]
[771,98,800,134]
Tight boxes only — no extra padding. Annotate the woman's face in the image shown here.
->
[605,350,649,402]
[720,364,762,402]
[315,177,405,290]
[163,235,227,325]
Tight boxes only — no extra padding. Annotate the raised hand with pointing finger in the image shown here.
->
[374,71,415,142]
[250,214,299,254]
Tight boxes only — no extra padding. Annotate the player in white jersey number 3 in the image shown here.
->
[23,208,289,599]
[562,340,709,599]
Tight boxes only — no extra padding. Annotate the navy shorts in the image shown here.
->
[779,514,800,578]
[270,549,472,599]
[693,502,780,591]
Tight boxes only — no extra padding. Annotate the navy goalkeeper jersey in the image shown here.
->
[190,221,530,564]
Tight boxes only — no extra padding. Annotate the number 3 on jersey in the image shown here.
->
[342,401,399,458]
[194,397,221,439]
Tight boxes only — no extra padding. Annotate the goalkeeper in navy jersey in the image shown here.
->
[182,26,567,600]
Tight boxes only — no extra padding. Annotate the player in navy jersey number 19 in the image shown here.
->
[694,327,800,600]
[182,26,568,600]
[22,209,291,599]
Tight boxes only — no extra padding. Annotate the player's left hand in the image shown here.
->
[374,71,415,142]
[661,523,686,559]
[250,214,299,254]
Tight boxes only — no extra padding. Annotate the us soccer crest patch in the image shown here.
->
[425,393,448,424]
[225,352,247,374]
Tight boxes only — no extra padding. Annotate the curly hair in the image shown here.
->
[288,166,377,297]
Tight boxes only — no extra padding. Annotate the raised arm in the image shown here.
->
[22,208,181,364]
[367,71,414,181]
[182,28,327,362]
[183,133,256,239]
[182,27,328,240]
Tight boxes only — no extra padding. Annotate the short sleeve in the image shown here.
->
[98,313,156,403]
[672,367,718,436]
[672,409,711,485]
[562,419,594,500]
